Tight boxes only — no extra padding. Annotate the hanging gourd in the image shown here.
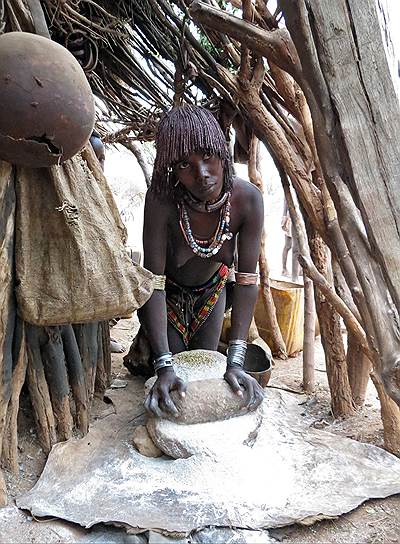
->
[0,32,95,168]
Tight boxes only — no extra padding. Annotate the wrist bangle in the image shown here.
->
[227,339,247,368]
[153,274,166,290]
[153,351,173,373]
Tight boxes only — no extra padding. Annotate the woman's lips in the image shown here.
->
[198,184,215,195]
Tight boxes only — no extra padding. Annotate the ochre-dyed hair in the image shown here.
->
[150,105,233,197]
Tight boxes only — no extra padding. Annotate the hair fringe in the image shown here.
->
[150,105,233,198]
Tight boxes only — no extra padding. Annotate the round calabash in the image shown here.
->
[0,32,95,168]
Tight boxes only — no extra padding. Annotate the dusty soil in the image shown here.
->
[3,318,400,543]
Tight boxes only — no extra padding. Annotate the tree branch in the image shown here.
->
[189,0,301,76]
[277,164,372,359]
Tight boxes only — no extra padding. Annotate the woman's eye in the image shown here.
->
[178,161,189,169]
[203,152,212,160]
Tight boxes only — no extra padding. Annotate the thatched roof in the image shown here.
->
[38,0,281,141]
[1,0,284,144]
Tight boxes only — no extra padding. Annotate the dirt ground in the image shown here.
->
[2,317,400,544]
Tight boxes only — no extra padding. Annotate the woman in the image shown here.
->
[130,105,265,417]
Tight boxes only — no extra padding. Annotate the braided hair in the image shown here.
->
[150,105,234,198]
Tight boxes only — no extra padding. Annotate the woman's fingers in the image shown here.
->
[173,377,187,398]
[239,375,256,408]
[160,387,179,416]
[145,389,164,418]
[145,376,188,418]
[246,378,265,411]
[224,370,244,397]
[225,369,265,410]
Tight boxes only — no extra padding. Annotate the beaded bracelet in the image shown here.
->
[227,339,247,368]
[153,351,173,373]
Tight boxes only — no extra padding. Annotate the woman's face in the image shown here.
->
[174,151,224,201]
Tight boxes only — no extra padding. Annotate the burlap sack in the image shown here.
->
[15,148,153,325]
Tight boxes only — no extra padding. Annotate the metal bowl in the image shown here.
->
[243,344,272,387]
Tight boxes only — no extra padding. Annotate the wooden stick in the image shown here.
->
[303,276,315,393]
[2,320,27,474]
[95,321,110,396]
[25,325,56,453]
[41,327,73,442]
[248,135,287,358]
[122,141,152,187]
[279,166,372,359]
[0,469,7,507]
[73,323,99,402]
[102,321,111,383]
[347,332,372,407]
[25,0,50,38]
[371,372,400,456]
[190,1,301,76]
[61,325,89,435]
[308,230,355,417]
[0,162,16,500]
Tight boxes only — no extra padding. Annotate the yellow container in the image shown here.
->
[254,279,304,356]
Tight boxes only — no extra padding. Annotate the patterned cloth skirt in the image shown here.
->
[123,264,230,377]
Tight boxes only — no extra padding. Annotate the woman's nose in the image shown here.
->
[196,161,209,179]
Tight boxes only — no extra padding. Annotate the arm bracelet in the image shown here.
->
[153,274,166,290]
[234,271,258,285]
[227,339,247,368]
[153,351,173,374]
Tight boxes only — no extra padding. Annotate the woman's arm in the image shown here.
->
[138,191,170,356]
[139,191,186,417]
[229,183,264,341]
[224,182,265,410]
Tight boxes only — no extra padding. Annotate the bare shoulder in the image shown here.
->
[232,176,263,213]
[144,189,175,221]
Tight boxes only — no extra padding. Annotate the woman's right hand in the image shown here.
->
[144,367,187,418]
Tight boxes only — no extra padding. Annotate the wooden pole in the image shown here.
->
[61,325,89,434]
[2,320,27,474]
[280,0,400,411]
[0,161,16,506]
[123,141,152,188]
[347,332,372,407]
[303,275,315,393]
[371,372,400,456]
[73,323,99,402]
[281,172,355,417]
[248,135,287,358]
[25,325,57,453]
[94,322,111,394]
[41,327,73,442]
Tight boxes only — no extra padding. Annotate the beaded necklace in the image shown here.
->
[178,192,233,258]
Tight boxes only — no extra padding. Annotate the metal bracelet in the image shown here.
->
[153,351,173,373]
[153,274,166,290]
[227,339,247,368]
[234,271,259,286]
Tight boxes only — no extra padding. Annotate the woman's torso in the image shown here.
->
[164,178,246,286]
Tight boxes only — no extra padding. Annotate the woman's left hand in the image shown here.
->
[224,366,265,411]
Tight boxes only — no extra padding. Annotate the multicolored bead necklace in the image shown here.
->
[178,192,233,258]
